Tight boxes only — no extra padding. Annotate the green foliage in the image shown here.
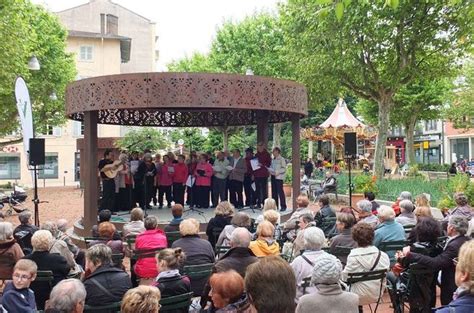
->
[437,174,474,209]
[168,128,207,152]
[167,52,217,72]
[284,164,292,184]
[417,163,451,172]
[115,128,168,153]
[353,174,377,194]
[0,0,76,136]
[407,164,421,177]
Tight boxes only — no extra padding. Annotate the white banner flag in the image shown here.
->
[14,76,34,166]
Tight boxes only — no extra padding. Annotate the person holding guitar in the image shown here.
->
[98,149,116,212]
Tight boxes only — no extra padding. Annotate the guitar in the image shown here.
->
[101,160,125,179]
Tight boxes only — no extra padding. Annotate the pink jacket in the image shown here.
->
[194,162,213,186]
[134,229,168,278]
[157,162,173,186]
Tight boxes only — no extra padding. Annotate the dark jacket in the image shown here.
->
[329,228,357,265]
[172,235,215,296]
[314,205,336,237]
[13,223,38,254]
[164,218,183,233]
[23,251,70,310]
[406,235,471,305]
[83,264,132,310]
[154,271,191,313]
[435,291,474,313]
[1,281,36,312]
[206,215,232,247]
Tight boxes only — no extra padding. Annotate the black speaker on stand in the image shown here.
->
[29,138,45,227]
[344,133,357,208]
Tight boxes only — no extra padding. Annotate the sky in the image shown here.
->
[32,0,282,70]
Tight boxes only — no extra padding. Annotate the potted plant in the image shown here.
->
[283,164,293,197]
[351,174,377,206]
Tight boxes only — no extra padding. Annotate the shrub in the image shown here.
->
[417,163,451,172]
[284,164,292,185]
[437,174,474,210]
[353,174,377,194]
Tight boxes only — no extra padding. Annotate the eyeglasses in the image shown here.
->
[453,257,458,266]
[13,273,32,281]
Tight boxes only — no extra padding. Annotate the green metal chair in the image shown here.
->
[330,245,353,260]
[301,276,312,295]
[35,270,54,285]
[125,234,137,250]
[379,240,408,254]
[346,269,387,313]
[83,237,108,248]
[215,245,231,257]
[165,231,181,248]
[159,292,194,312]
[183,263,213,281]
[83,301,121,312]
[403,224,415,236]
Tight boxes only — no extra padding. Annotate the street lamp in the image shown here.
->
[28,55,40,71]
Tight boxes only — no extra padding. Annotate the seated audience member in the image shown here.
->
[392,191,412,216]
[172,218,214,296]
[414,205,433,220]
[83,244,132,307]
[393,217,443,311]
[255,198,279,225]
[356,199,379,228]
[209,270,251,312]
[13,210,38,254]
[395,200,416,226]
[206,201,235,248]
[415,193,444,221]
[342,223,390,306]
[283,195,311,230]
[45,278,86,313]
[297,253,359,313]
[249,221,279,257]
[24,230,70,310]
[443,193,473,224]
[314,171,337,197]
[154,248,190,303]
[314,195,336,237]
[245,256,297,313]
[122,207,145,238]
[373,206,406,262]
[41,221,79,273]
[435,240,474,313]
[0,221,24,279]
[400,216,471,306]
[292,213,315,257]
[90,221,123,255]
[217,212,251,247]
[121,285,161,313]
[408,215,441,244]
[164,204,184,232]
[56,219,83,267]
[329,208,357,265]
[91,209,120,239]
[291,227,327,301]
[134,216,167,283]
[364,191,379,214]
[1,259,37,312]
[262,209,283,241]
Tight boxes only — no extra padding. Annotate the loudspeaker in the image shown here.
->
[29,138,45,166]
[344,132,357,158]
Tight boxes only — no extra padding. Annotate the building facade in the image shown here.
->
[444,121,474,164]
[0,0,157,187]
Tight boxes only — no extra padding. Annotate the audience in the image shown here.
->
[154,248,190,302]
[292,213,315,257]
[364,191,379,214]
[0,221,24,279]
[373,206,405,262]
[400,216,471,305]
[56,219,83,268]
[262,209,283,241]
[1,259,37,312]
[283,195,311,230]
[134,216,167,283]
[245,256,296,313]
[415,193,444,221]
[314,195,336,237]
[217,212,251,247]
[443,193,473,225]
[13,210,38,254]
[172,218,214,296]
[249,221,280,257]
[414,205,433,220]
[90,221,123,255]
[122,207,146,238]
[329,208,357,265]
[255,198,280,225]
[41,221,79,273]
[121,285,161,313]
[296,253,359,313]
[356,199,379,228]
[206,201,235,248]
[209,270,251,312]
[91,209,120,240]
[392,191,412,216]
[395,200,416,226]
[83,244,132,308]
[23,230,70,310]
[45,278,86,313]
[435,240,474,312]
[291,227,327,301]
[164,204,184,232]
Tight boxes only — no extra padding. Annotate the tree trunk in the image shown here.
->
[223,128,229,151]
[405,116,417,164]
[374,98,392,180]
[272,123,282,149]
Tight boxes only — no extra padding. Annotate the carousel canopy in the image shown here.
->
[320,98,365,128]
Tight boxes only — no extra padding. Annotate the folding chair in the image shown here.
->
[165,231,181,248]
[84,301,121,312]
[403,225,415,237]
[160,292,194,312]
[346,269,387,313]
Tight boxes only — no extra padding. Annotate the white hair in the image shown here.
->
[48,279,86,312]
[303,227,326,250]
[377,205,396,221]
[0,222,14,241]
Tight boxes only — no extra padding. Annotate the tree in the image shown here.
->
[115,128,168,153]
[0,0,76,140]
[281,0,473,179]
[168,128,207,152]
[167,52,218,72]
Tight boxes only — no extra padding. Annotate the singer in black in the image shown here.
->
[135,153,157,210]
[98,149,115,211]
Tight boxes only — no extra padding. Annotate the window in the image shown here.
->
[38,153,58,179]
[43,125,61,136]
[425,120,437,131]
[0,154,21,179]
[73,121,84,136]
[79,46,93,61]
[75,152,81,182]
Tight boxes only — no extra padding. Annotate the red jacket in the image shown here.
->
[158,162,173,186]
[253,150,271,178]
[134,229,168,278]
[194,162,213,186]
[173,163,188,184]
